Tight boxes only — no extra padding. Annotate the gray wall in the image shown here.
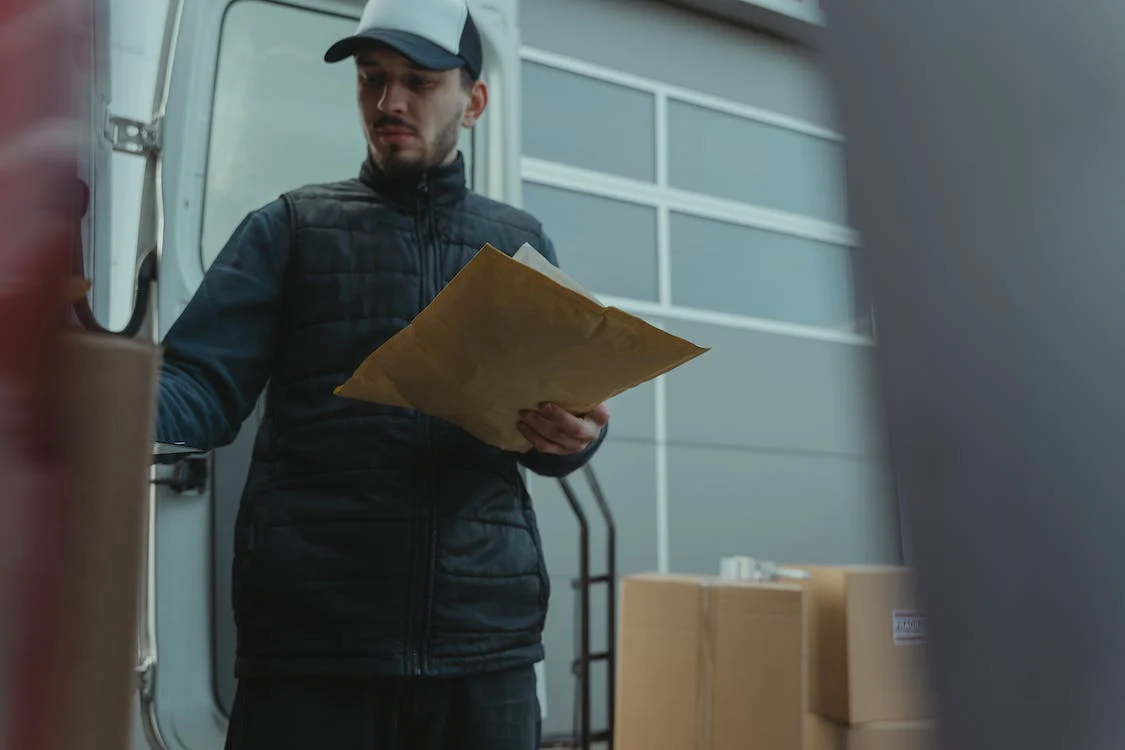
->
[519,0,900,738]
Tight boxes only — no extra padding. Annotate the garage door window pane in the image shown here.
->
[202,0,473,270]
[523,182,658,300]
[521,61,655,182]
[670,212,858,330]
[668,99,847,224]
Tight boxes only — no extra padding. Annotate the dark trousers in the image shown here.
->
[223,665,541,750]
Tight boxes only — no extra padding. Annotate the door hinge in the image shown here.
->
[136,655,156,701]
[106,114,163,157]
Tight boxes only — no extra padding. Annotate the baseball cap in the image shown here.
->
[324,0,483,80]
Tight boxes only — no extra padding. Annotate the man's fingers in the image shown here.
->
[585,403,610,428]
[518,420,566,454]
[534,403,599,443]
[521,409,588,453]
[517,402,610,455]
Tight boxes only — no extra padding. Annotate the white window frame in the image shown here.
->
[519,46,870,348]
[520,44,870,574]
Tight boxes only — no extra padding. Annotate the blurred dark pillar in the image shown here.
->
[0,1,90,749]
[823,3,1125,749]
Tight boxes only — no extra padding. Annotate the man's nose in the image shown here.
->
[377,81,410,114]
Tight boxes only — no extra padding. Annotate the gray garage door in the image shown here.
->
[517,0,901,738]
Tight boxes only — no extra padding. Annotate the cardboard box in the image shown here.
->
[846,720,938,750]
[806,715,938,750]
[58,334,161,750]
[802,566,934,724]
[615,574,806,750]
[806,714,847,750]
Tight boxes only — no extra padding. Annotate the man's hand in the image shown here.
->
[518,402,610,455]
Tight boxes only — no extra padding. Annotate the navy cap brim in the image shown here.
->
[324,28,466,70]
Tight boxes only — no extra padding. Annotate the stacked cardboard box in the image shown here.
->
[800,566,937,750]
[614,574,807,750]
[614,566,938,750]
[57,335,161,750]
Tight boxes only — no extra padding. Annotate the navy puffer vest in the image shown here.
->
[232,156,555,678]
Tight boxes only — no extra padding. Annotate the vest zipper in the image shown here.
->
[424,181,443,677]
[411,175,440,677]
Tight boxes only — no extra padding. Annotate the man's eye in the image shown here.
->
[359,74,384,87]
[407,76,435,91]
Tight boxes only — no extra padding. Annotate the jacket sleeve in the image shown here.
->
[156,200,291,450]
[517,229,609,478]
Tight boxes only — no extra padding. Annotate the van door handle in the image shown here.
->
[151,443,210,495]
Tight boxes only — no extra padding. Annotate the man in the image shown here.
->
[157,0,609,747]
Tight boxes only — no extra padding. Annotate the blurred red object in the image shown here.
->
[0,1,91,748]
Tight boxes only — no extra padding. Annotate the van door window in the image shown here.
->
[201,0,474,271]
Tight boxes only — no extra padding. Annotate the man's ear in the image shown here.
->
[463,80,488,127]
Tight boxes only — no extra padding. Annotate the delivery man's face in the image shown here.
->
[356,46,487,177]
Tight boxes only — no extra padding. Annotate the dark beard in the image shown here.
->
[371,114,462,180]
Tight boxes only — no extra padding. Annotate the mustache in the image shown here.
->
[372,116,417,133]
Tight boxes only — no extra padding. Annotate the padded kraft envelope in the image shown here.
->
[335,243,708,452]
